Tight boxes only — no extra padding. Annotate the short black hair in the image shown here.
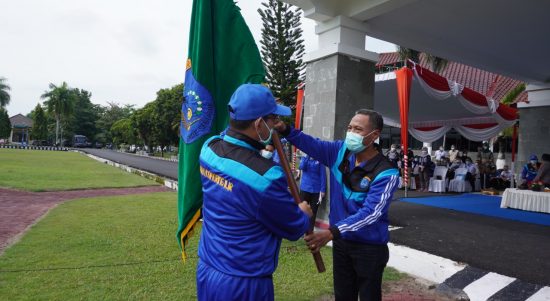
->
[229,118,255,130]
[355,109,384,131]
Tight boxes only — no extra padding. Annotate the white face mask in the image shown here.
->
[256,119,273,146]
[422,151,428,155]
[260,150,274,160]
[531,160,537,165]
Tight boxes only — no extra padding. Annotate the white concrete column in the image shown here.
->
[516,83,550,175]
[306,15,378,63]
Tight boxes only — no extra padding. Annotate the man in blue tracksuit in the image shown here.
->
[298,153,327,228]
[197,84,312,301]
[276,109,400,301]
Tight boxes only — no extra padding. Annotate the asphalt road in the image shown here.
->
[81,149,178,180]
[389,196,550,286]
[81,149,550,286]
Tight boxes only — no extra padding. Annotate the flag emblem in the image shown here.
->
[181,64,215,144]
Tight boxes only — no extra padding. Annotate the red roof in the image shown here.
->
[376,52,527,104]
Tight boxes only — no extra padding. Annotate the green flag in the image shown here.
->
[177,0,265,260]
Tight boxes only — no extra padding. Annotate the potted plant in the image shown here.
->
[530,181,543,192]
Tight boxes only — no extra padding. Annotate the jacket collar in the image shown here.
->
[225,128,265,151]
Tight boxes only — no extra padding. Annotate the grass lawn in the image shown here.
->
[0,192,403,300]
[0,149,157,191]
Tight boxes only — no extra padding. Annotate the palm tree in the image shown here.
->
[397,46,448,73]
[41,82,75,146]
[0,77,10,108]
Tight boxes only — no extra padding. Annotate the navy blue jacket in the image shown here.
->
[299,155,327,194]
[198,129,310,277]
[286,128,399,244]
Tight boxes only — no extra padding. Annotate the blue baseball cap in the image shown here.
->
[228,84,291,120]
[530,154,538,161]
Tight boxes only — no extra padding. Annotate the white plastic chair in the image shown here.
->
[448,167,472,192]
[398,176,416,190]
[428,166,448,193]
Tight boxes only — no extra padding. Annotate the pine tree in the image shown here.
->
[258,0,305,108]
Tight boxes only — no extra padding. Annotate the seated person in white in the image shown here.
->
[447,158,465,180]
[434,146,448,166]
[490,165,513,190]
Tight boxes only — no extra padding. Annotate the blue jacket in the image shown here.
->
[299,155,327,193]
[198,129,310,277]
[286,128,400,244]
[521,163,539,181]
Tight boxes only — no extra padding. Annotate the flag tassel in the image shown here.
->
[180,209,202,262]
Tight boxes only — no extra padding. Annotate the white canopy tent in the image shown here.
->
[374,63,517,143]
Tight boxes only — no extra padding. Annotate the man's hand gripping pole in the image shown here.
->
[272,131,326,273]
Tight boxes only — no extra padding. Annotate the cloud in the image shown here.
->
[115,21,160,57]
[1,0,393,116]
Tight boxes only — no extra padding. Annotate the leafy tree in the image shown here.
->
[0,108,10,139]
[96,102,135,144]
[501,83,526,105]
[397,46,448,73]
[65,89,101,143]
[41,82,76,146]
[150,83,183,156]
[0,77,10,108]
[132,103,155,151]
[111,118,137,146]
[30,104,48,141]
[258,0,305,108]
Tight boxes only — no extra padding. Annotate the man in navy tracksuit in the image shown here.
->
[298,153,327,228]
[277,109,400,301]
[196,84,312,301]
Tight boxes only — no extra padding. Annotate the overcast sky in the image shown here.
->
[1,0,395,116]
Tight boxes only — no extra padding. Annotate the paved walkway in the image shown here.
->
[0,186,170,253]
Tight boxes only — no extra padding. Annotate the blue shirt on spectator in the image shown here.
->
[299,154,327,194]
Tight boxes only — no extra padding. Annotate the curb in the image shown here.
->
[386,241,550,301]
[0,145,69,151]
[80,152,178,191]
[113,150,179,162]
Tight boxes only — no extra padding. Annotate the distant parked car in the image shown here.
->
[93,142,104,149]
[73,135,90,148]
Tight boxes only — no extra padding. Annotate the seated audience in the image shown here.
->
[521,154,540,187]
[434,146,448,166]
[490,165,513,190]
[386,144,400,168]
[534,153,550,188]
